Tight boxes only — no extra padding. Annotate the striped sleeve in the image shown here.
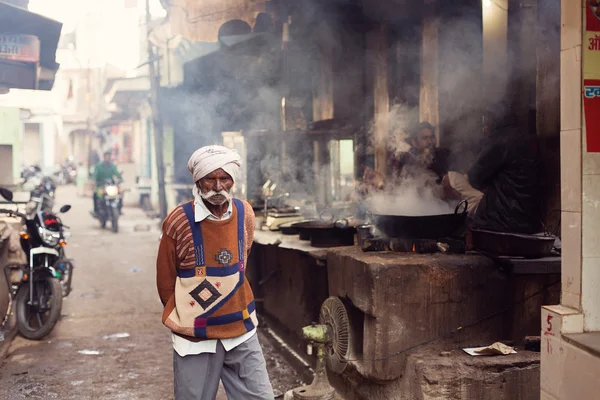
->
[242,201,255,258]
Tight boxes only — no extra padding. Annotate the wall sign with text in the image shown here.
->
[0,34,40,63]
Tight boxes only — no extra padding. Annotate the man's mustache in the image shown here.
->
[200,190,232,205]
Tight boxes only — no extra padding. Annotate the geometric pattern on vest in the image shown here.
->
[189,279,221,310]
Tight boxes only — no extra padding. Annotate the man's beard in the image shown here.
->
[417,147,435,166]
[200,189,232,206]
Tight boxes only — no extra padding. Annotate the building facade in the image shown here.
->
[540,0,600,398]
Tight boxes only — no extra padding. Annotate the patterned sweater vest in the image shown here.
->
[162,199,257,340]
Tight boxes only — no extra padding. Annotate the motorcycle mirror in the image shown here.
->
[60,205,72,213]
[0,187,14,202]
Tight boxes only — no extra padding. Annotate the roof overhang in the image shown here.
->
[0,2,62,90]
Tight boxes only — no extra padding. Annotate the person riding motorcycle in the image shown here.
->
[92,152,123,216]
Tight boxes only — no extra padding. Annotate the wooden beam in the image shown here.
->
[368,23,390,179]
[419,0,440,141]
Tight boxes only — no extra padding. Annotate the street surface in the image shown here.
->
[0,186,303,399]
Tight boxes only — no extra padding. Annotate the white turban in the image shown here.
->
[187,145,241,183]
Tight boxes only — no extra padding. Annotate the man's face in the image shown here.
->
[412,129,436,152]
[103,154,111,163]
[197,168,234,206]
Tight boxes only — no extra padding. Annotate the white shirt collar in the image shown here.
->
[194,199,233,222]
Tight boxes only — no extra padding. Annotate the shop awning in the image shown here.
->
[0,2,62,90]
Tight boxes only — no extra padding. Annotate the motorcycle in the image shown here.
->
[21,167,56,214]
[54,160,77,185]
[0,187,74,340]
[95,178,122,233]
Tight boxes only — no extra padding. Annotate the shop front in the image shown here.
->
[0,2,62,92]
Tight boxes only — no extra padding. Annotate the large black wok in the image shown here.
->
[371,200,468,239]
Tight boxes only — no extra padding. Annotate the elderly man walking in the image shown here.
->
[156,145,274,400]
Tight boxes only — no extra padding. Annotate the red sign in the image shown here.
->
[585,1,600,152]
[584,80,600,152]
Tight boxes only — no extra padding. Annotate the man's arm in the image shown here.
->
[111,164,122,181]
[243,201,256,259]
[93,163,100,183]
[156,229,178,307]
[467,141,507,191]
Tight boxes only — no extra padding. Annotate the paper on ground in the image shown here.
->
[463,342,517,356]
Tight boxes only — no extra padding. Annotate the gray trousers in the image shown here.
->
[173,334,274,400]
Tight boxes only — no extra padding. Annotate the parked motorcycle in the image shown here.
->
[94,178,122,233]
[54,159,77,185]
[0,187,74,340]
[21,167,56,214]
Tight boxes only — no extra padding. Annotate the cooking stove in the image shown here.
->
[362,236,466,254]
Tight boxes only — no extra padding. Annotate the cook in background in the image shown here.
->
[388,122,451,186]
[443,104,541,234]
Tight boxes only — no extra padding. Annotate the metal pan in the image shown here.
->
[470,228,556,258]
[291,220,331,241]
[279,221,303,235]
[371,200,468,239]
[291,220,356,247]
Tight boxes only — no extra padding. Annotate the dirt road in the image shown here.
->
[0,186,303,399]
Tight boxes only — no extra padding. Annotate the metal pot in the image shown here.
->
[278,221,300,235]
[371,200,468,239]
[357,225,374,247]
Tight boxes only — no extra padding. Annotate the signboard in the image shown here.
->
[0,34,40,63]
[585,1,600,152]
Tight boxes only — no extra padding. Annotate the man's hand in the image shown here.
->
[441,174,462,200]
[363,167,384,191]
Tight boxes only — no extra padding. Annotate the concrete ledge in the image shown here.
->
[327,247,559,381]
[542,305,584,334]
[331,346,541,400]
[563,332,600,358]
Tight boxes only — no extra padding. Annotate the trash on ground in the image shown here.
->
[103,332,130,340]
[78,350,102,355]
[129,266,143,273]
[463,342,516,356]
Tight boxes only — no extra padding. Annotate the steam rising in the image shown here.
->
[369,176,456,217]
[159,0,559,216]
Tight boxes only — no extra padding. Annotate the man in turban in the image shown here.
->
[156,145,273,400]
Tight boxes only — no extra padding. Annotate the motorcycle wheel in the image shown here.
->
[99,209,107,229]
[15,277,63,340]
[111,207,119,233]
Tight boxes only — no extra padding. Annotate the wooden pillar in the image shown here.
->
[536,0,560,138]
[367,23,390,179]
[437,0,483,161]
[312,22,335,122]
[313,139,331,205]
[510,0,537,136]
[482,0,509,104]
[419,0,440,140]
